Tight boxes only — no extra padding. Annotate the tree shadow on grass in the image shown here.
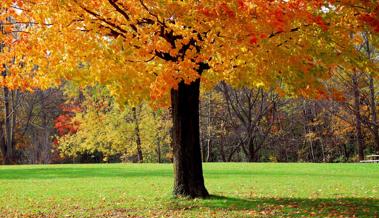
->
[169,195,379,217]
[0,167,173,180]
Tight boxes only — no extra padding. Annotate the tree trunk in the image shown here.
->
[368,75,379,153]
[11,90,17,151]
[132,107,143,163]
[220,141,227,162]
[219,121,227,162]
[206,139,211,162]
[2,84,14,164]
[40,91,51,164]
[342,144,348,161]
[309,140,315,162]
[156,140,161,163]
[171,78,209,198]
[152,111,162,163]
[352,73,365,160]
[319,138,326,163]
[248,142,255,162]
[206,93,212,162]
[0,121,6,164]
[248,138,257,162]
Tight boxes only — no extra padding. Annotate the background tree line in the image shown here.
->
[1,67,378,164]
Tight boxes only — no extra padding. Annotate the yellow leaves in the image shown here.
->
[57,88,172,161]
[255,81,265,88]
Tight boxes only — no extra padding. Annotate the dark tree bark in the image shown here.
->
[11,90,17,151]
[171,78,209,198]
[152,112,164,163]
[0,121,6,164]
[156,140,161,163]
[132,107,143,163]
[1,76,15,164]
[219,138,227,162]
[205,93,212,162]
[352,73,365,160]
[247,139,256,162]
[368,75,379,153]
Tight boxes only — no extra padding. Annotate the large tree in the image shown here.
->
[21,0,379,197]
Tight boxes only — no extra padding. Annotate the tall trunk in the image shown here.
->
[3,84,14,164]
[152,112,162,163]
[0,121,6,164]
[368,76,379,153]
[220,141,227,162]
[319,138,326,162]
[11,90,17,150]
[206,139,211,162]
[352,73,365,160]
[171,78,209,198]
[219,121,227,162]
[205,93,212,162]
[342,144,349,161]
[40,91,51,164]
[156,140,161,163]
[248,138,256,162]
[309,140,315,162]
[132,107,143,163]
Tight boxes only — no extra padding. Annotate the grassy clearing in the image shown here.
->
[0,163,378,217]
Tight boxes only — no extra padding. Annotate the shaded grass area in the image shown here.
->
[0,163,378,217]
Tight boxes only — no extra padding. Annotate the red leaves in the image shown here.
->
[249,35,258,45]
[198,7,214,17]
[360,7,379,32]
[237,0,247,10]
[273,8,285,31]
[313,16,328,32]
[55,114,79,136]
[248,34,268,45]
[220,3,235,18]
[198,3,236,18]
[54,104,81,137]
[305,13,328,32]
[260,33,268,39]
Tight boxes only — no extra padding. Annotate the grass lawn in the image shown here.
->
[0,163,378,217]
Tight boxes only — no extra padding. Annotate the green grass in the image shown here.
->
[0,163,378,217]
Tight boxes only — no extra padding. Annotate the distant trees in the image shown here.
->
[319,32,379,161]
[200,83,279,162]
[0,89,64,164]
[55,86,172,163]
[1,79,379,164]
[21,89,64,164]
[198,83,379,163]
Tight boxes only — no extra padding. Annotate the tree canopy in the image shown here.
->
[22,0,378,105]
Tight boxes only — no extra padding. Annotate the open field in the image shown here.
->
[0,163,378,217]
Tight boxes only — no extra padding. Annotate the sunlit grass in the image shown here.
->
[0,163,378,217]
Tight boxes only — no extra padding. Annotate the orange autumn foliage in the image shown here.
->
[3,0,378,105]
